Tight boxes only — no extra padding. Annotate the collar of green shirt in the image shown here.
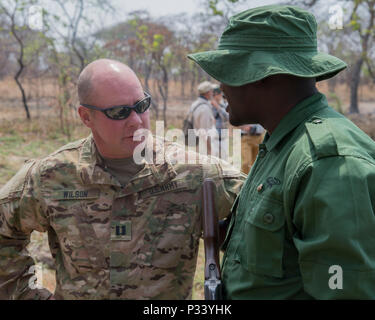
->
[263,92,328,152]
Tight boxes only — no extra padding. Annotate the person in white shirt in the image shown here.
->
[188,81,220,157]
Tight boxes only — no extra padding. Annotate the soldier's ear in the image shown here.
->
[78,106,94,128]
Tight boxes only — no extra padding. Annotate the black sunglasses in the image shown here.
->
[81,92,151,120]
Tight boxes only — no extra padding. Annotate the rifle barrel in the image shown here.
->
[202,178,222,300]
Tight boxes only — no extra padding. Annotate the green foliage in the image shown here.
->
[349,9,362,31]
[209,0,224,16]
[152,34,164,51]
[208,0,241,16]
[23,32,47,64]
[349,19,361,31]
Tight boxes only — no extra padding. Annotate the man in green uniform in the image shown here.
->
[0,59,245,299]
[188,5,375,299]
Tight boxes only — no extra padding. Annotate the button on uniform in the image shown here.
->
[258,149,267,158]
[263,213,274,224]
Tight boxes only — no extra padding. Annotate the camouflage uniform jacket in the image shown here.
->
[0,135,245,299]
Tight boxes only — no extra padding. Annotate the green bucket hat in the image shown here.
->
[188,5,347,86]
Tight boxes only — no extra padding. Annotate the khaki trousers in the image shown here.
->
[241,133,265,174]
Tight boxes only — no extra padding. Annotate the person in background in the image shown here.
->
[240,123,265,174]
[188,81,220,156]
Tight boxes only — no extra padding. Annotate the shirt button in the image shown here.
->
[257,184,263,192]
[263,213,274,224]
[258,149,266,158]
[312,119,322,124]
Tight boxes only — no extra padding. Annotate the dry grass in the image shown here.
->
[0,116,90,185]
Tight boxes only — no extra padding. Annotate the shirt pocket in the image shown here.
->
[136,191,200,269]
[48,201,106,278]
[237,196,285,278]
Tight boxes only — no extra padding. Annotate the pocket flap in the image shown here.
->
[245,197,285,232]
[238,196,286,277]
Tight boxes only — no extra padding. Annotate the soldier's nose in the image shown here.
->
[126,110,143,125]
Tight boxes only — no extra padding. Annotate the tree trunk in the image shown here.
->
[163,98,167,128]
[162,67,168,128]
[349,57,363,114]
[190,74,196,98]
[144,62,152,93]
[14,74,30,120]
[180,74,185,97]
[157,66,168,128]
[152,80,160,120]
[157,82,168,128]
[348,1,375,114]
[11,26,31,119]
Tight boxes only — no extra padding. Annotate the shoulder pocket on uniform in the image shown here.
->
[49,201,106,277]
[0,160,36,204]
[237,196,285,278]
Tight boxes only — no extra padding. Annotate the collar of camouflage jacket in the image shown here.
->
[77,135,179,195]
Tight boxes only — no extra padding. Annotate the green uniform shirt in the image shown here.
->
[222,93,375,299]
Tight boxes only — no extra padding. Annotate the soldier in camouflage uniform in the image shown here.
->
[0,59,245,299]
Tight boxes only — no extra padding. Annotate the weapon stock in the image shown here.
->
[202,178,222,300]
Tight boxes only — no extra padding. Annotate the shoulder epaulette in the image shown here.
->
[0,159,37,201]
[49,137,87,157]
[305,117,338,159]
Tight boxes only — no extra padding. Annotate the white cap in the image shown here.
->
[197,81,215,94]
